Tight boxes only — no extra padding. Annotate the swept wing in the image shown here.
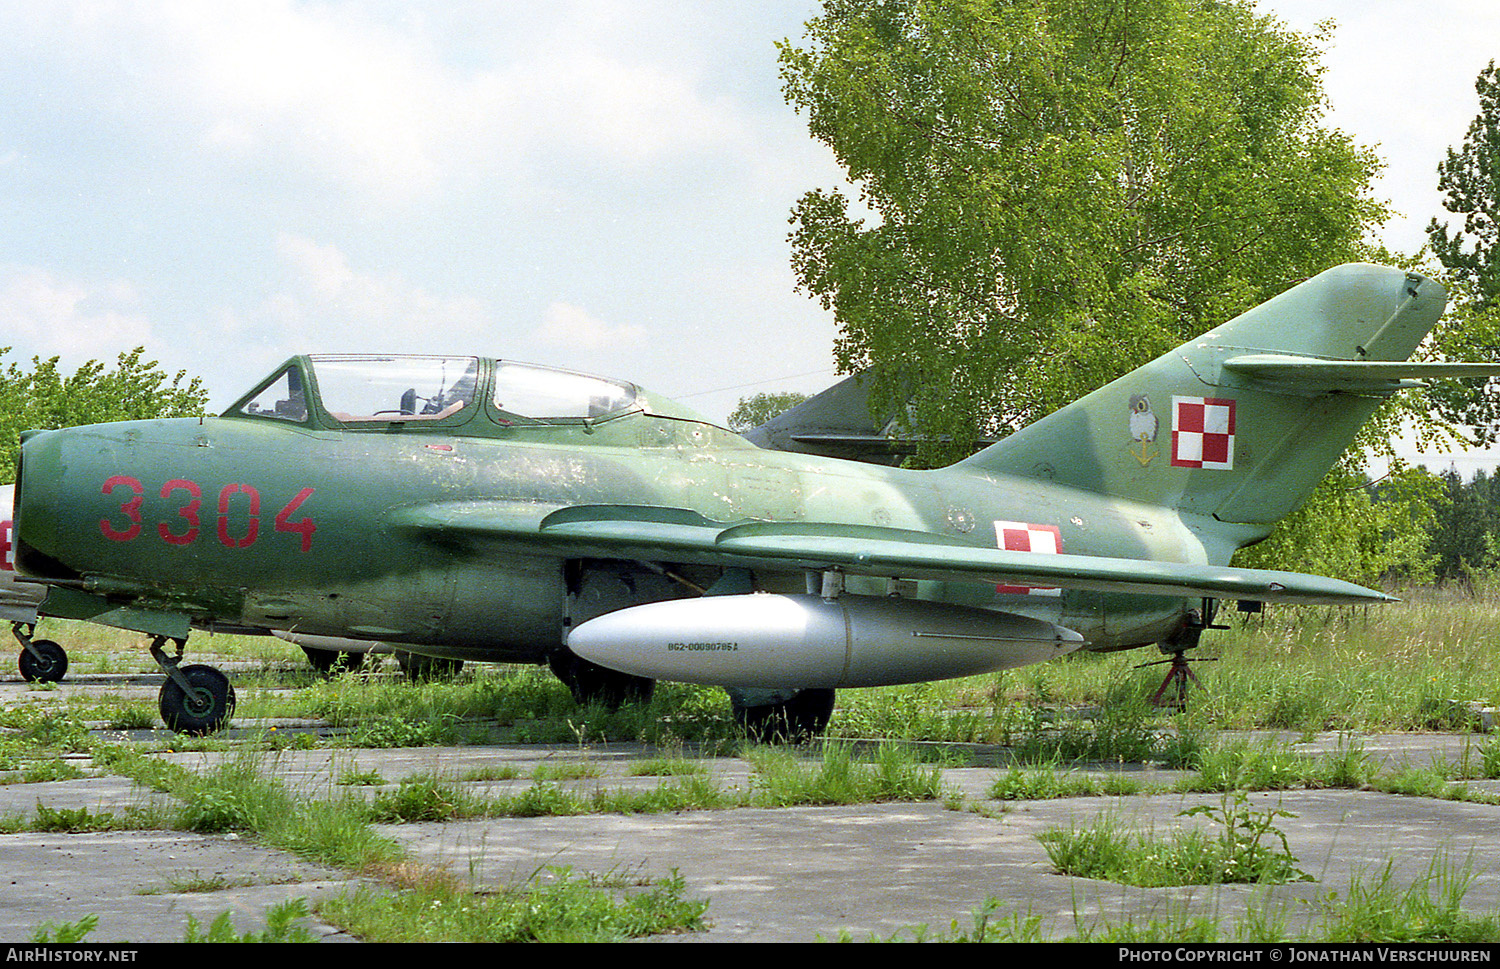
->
[392,502,1391,605]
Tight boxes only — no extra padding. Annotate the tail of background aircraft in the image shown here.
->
[959,264,1454,550]
[741,371,904,465]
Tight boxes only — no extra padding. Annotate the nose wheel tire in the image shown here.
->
[159,665,236,735]
[18,639,67,683]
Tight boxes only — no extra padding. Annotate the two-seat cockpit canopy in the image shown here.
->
[228,355,655,432]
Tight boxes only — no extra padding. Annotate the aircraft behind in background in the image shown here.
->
[740,370,996,465]
[10,264,1498,736]
[0,485,68,682]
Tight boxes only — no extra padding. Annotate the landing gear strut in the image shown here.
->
[12,622,67,683]
[151,636,235,735]
[302,645,365,676]
[396,651,463,681]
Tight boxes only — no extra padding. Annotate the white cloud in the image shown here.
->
[0,1,760,203]
[478,47,746,166]
[0,266,153,360]
[266,233,491,345]
[535,301,646,351]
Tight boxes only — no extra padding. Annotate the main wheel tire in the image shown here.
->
[18,639,67,683]
[548,649,654,708]
[396,651,463,681]
[159,665,236,735]
[733,688,835,744]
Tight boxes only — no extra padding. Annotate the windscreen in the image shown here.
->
[310,355,479,423]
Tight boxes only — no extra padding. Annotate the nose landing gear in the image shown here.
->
[12,622,67,683]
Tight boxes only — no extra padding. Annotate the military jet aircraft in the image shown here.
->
[10,264,1497,735]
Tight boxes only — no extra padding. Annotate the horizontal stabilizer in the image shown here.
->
[1222,354,1500,392]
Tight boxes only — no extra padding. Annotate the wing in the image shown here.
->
[393,502,1392,605]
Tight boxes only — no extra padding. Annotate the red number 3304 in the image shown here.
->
[100,477,315,552]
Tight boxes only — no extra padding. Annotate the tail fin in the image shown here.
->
[959,264,1454,527]
[741,371,901,464]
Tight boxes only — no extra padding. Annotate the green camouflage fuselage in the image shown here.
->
[15,409,1200,660]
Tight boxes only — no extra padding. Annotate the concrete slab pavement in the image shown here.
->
[0,729,1498,942]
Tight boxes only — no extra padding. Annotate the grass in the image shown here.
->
[1038,790,1313,888]
[32,803,123,833]
[242,663,742,747]
[531,760,601,781]
[318,866,708,943]
[744,742,953,806]
[862,853,1500,943]
[16,720,1500,942]
[824,582,1500,743]
[94,747,407,870]
[988,764,1143,800]
[628,756,709,777]
[1313,854,1500,943]
[10,740,963,940]
[358,742,954,821]
[1176,736,1380,792]
[32,901,319,943]
[24,582,1500,753]
[366,775,487,822]
[182,899,319,943]
[21,581,1500,747]
[336,767,385,787]
[20,589,1500,942]
[72,747,712,941]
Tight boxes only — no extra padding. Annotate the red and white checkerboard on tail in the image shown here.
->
[993,521,1062,596]
[1171,396,1236,470]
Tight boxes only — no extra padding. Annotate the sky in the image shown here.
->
[0,1,1497,466]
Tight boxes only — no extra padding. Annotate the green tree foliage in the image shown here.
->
[781,0,1388,467]
[727,391,810,432]
[1424,61,1500,448]
[0,348,208,484]
[1429,62,1500,313]
[1235,464,1439,587]
[1423,466,1499,585]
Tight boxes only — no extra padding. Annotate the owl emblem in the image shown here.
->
[1128,394,1159,465]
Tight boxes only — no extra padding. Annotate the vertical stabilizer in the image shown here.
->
[958,264,1449,527]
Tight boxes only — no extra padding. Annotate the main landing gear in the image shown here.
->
[301,645,365,676]
[396,650,464,682]
[549,647,653,707]
[730,687,836,744]
[151,636,235,735]
[12,622,67,683]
